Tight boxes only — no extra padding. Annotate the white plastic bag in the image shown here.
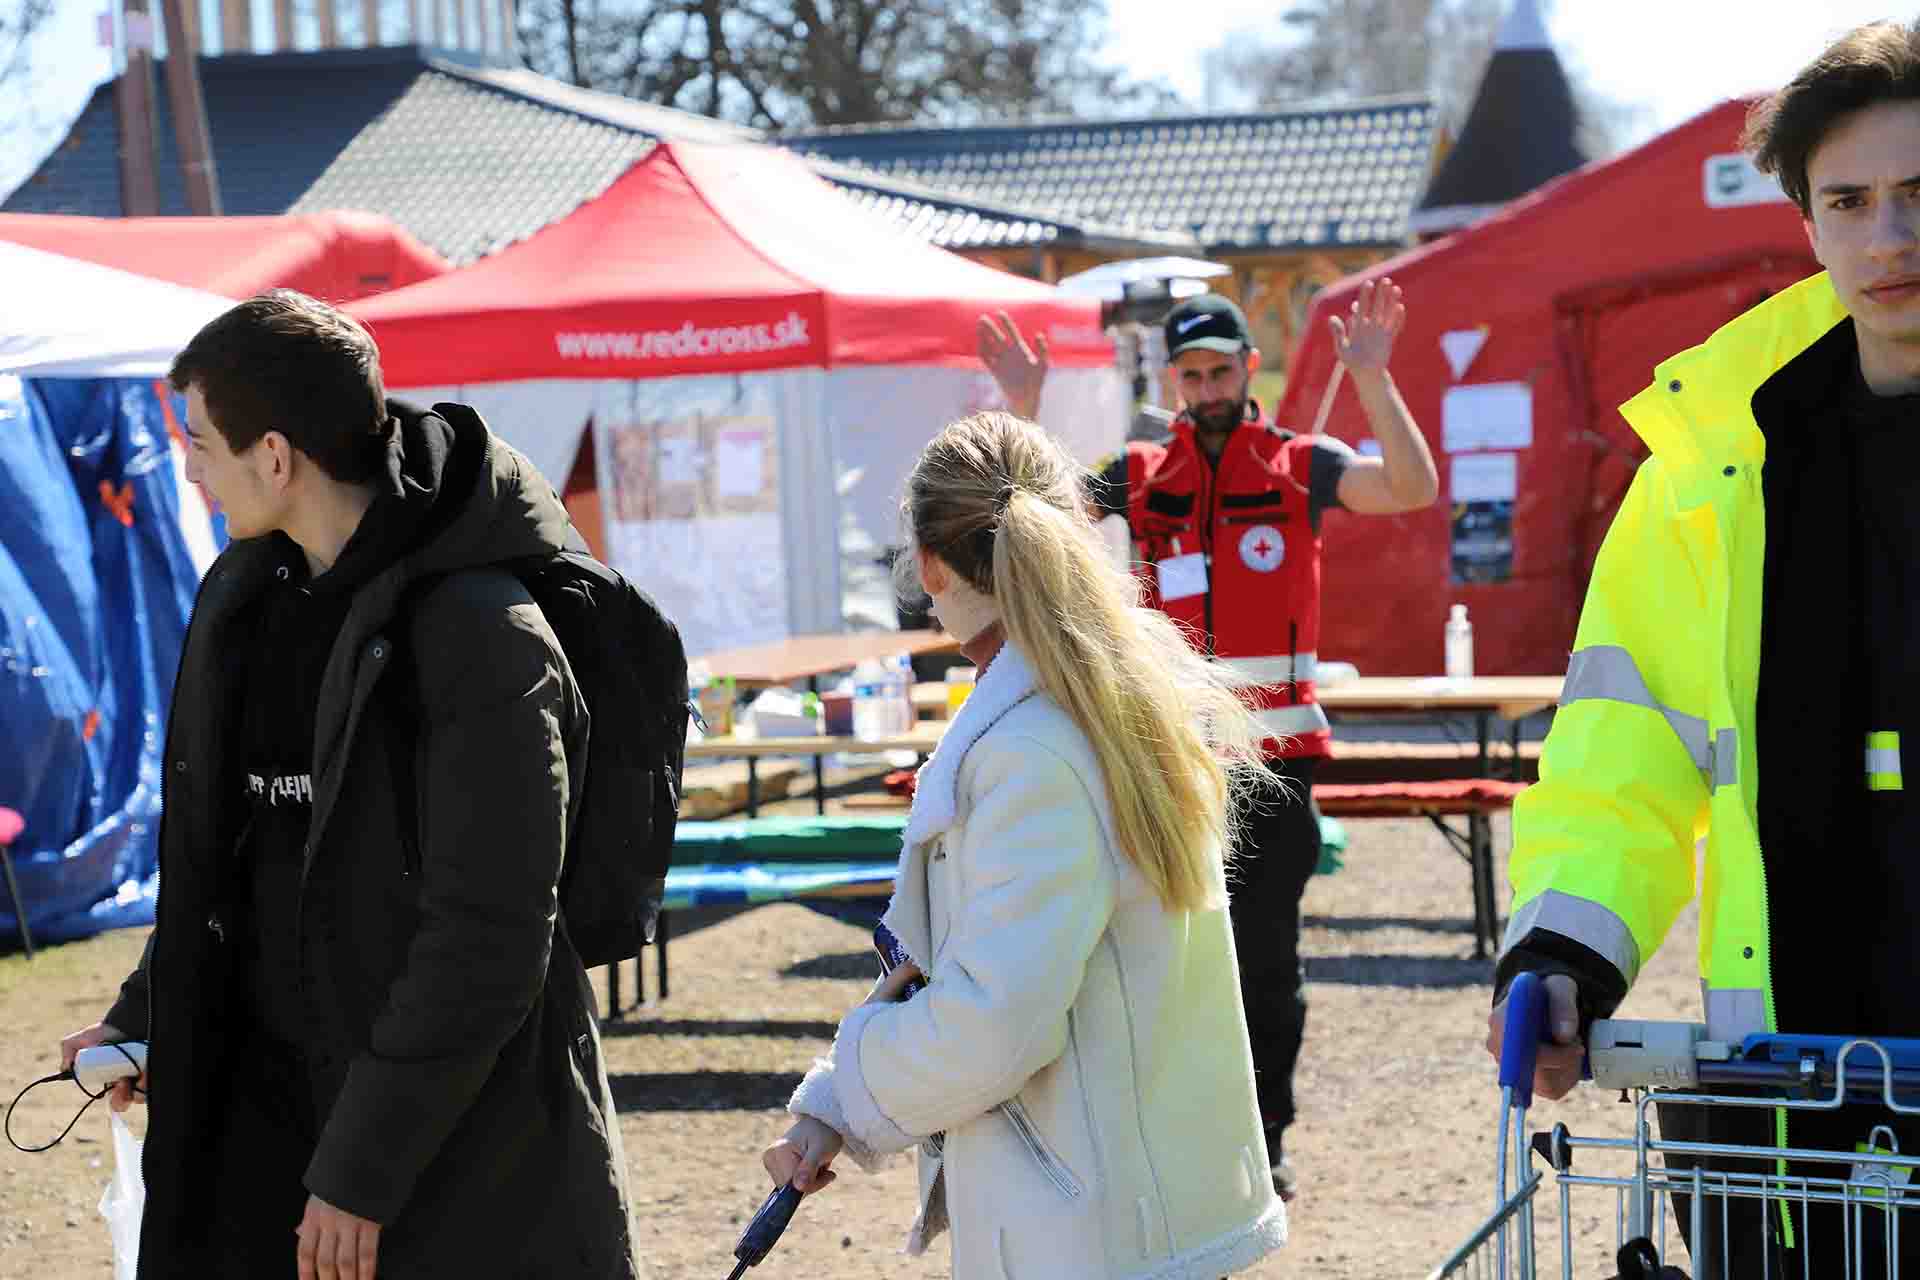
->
[98,1109,144,1280]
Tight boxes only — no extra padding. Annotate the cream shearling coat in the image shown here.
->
[790,641,1285,1279]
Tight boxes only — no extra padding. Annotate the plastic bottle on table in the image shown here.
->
[851,658,889,741]
[885,653,915,735]
[1444,603,1474,680]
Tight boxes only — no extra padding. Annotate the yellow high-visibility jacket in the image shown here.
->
[1504,271,1849,1043]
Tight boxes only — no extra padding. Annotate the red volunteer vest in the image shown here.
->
[1124,439,1168,612]
[1137,407,1329,759]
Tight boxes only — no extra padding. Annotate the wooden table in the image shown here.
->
[692,630,961,811]
[1317,675,1564,958]
[1318,676,1564,727]
[1321,676,1564,782]
[686,724,949,816]
[694,630,961,688]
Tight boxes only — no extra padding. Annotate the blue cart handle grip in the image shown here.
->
[1498,971,1548,1110]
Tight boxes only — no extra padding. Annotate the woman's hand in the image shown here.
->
[863,963,924,1006]
[762,1116,844,1195]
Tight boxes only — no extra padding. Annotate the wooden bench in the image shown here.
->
[1312,779,1528,960]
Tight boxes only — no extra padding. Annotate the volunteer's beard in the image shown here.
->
[1190,398,1245,432]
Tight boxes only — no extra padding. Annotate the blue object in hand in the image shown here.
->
[874,922,927,999]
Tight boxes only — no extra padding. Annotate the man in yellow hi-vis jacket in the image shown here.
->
[1487,19,1920,1278]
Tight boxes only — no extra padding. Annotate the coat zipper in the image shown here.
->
[1002,1097,1082,1200]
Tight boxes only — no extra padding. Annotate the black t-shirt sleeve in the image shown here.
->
[1084,451,1132,522]
[1307,436,1358,526]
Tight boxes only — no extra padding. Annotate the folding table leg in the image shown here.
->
[606,961,622,1020]
[1469,809,1498,959]
[657,909,671,1001]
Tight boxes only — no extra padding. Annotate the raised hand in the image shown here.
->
[1329,277,1407,372]
[976,310,1050,420]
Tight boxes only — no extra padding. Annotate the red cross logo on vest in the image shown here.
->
[1239,524,1286,572]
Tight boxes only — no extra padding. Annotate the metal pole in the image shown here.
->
[159,0,223,215]
[115,0,162,216]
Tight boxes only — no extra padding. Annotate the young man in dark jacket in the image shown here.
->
[56,291,642,1278]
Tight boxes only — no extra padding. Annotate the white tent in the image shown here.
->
[0,241,235,378]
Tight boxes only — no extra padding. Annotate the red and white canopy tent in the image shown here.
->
[350,140,1124,654]
[0,209,448,303]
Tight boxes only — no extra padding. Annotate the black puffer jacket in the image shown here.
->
[107,403,641,1278]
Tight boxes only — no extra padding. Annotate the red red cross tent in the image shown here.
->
[348,140,1123,657]
[0,210,448,303]
[1278,99,1816,678]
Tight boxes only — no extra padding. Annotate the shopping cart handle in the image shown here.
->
[1498,971,1549,1108]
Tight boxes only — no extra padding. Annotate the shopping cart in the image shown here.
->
[1431,972,1920,1279]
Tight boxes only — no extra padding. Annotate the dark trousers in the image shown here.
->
[1659,1096,1920,1279]
[1228,757,1321,1137]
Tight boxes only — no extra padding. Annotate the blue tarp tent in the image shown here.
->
[1,243,227,946]
[0,375,220,943]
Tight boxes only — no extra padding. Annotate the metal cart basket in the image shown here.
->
[1433,972,1920,1279]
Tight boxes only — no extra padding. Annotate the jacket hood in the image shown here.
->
[394,399,573,577]
[1618,271,1847,503]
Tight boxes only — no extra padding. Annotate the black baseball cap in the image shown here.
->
[1163,294,1252,358]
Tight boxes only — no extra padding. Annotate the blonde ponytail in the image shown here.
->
[901,412,1272,913]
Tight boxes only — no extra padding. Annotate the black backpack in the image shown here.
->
[389,548,690,969]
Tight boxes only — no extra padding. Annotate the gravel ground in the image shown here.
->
[0,812,1705,1278]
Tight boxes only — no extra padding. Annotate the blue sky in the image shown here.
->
[0,0,1910,203]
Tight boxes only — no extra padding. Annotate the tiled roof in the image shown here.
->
[293,64,659,264]
[4,45,428,218]
[815,159,1197,253]
[783,98,1439,252]
[4,44,1201,263]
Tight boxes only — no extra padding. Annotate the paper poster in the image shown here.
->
[594,379,789,656]
[1442,382,1533,453]
[1451,501,1514,585]
[654,436,700,488]
[715,430,765,499]
[604,411,779,523]
[1450,452,1518,504]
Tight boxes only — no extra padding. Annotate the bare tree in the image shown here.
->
[0,0,56,174]
[1200,0,1641,159]
[0,0,52,88]
[515,0,1176,129]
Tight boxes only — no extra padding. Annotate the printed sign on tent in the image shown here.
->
[1439,328,1489,382]
[1450,451,1518,504]
[1704,154,1791,210]
[1442,382,1532,453]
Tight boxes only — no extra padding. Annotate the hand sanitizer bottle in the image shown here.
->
[1445,603,1474,680]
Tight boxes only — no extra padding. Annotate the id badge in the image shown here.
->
[1156,551,1208,602]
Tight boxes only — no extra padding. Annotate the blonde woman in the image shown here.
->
[761,412,1286,1278]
